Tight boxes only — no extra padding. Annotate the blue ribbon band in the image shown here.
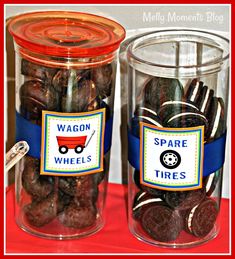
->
[128,130,226,177]
[16,112,113,159]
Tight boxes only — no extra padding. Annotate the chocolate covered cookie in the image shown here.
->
[61,79,99,112]
[58,175,98,202]
[58,199,97,229]
[91,64,113,98]
[52,68,90,93]
[24,192,58,227]
[20,80,59,124]
[21,59,57,82]
[22,156,53,201]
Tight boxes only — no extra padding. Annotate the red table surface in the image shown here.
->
[6,183,230,254]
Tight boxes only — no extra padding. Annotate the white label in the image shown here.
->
[40,109,105,176]
[140,122,204,191]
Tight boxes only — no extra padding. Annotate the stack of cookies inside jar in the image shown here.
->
[129,76,226,245]
[17,57,115,234]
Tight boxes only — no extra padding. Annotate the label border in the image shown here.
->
[40,108,106,176]
[139,122,204,191]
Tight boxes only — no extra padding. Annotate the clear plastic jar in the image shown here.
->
[123,30,229,248]
[8,11,125,239]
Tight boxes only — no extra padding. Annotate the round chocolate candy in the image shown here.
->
[143,77,184,111]
[164,188,206,210]
[91,64,113,98]
[140,203,183,242]
[61,79,99,112]
[185,198,218,237]
[21,59,57,83]
[185,79,204,104]
[20,80,59,124]
[22,156,53,201]
[58,200,97,229]
[203,171,220,197]
[24,192,58,227]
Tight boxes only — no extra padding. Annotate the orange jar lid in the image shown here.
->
[8,11,126,58]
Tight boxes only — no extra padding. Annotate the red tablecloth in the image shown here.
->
[6,183,229,254]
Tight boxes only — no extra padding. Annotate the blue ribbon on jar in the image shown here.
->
[127,128,226,177]
[15,111,113,159]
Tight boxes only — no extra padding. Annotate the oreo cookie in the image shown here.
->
[142,77,184,111]
[186,79,204,104]
[184,198,218,237]
[164,188,206,210]
[203,171,220,196]
[158,100,199,121]
[197,85,214,116]
[140,203,183,242]
[131,106,162,137]
[132,191,163,220]
[207,97,225,141]
[164,109,208,133]
[133,170,165,197]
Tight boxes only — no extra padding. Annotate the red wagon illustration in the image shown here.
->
[56,130,95,154]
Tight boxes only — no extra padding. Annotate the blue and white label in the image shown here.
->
[40,109,105,176]
[140,122,204,191]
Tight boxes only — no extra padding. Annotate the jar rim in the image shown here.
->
[127,29,229,70]
[8,11,126,58]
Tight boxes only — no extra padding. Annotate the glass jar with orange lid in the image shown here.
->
[8,11,125,239]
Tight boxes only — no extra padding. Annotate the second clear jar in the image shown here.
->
[125,30,229,248]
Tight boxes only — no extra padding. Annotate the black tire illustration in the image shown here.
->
[160,150,181,169]
[75,145,84,154]
[59,145,68,154]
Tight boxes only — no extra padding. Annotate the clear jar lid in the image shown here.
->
[8,11,126,58]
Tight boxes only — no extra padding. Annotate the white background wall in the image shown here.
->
[5,5,230,197]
